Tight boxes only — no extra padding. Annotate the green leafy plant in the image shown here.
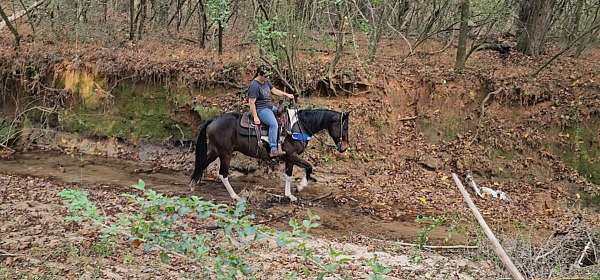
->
[254,18,288,63]
[368,256,392,280]
[58,180,389,279]
[411,216,446,264]
[206,0,231,25]
[0,115,16,147]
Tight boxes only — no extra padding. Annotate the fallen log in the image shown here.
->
[396,242,478,250]
[452,173,525,280]
[0,0,46,31]
[465,172,483,198]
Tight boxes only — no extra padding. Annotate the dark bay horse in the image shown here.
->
[189,109,349,201]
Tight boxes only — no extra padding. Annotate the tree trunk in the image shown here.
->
[0,3,21,48]
[197,0,206,48]
[454,0,470,73]
[396,0,410,30]
[567,0,585,44]
[516,0,556,56]
[328,6,344,76]
[217,20,223,55]
[102,0,108,23]
[368,4,389,63]
[327,3,345,95]
[129,0,135,40]
[138,0,147,40]
[17,0,35,34]
[575,1,600,57]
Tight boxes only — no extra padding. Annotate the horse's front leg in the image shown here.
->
[284,160,297,202]
[287,154,314,192]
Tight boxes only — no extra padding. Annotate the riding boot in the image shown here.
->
[269,146,286,157]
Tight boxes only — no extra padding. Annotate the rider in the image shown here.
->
[248,65,295,157]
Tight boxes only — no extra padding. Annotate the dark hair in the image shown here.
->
[254,65,270,78]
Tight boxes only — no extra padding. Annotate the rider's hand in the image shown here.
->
[286,93,295,99]
[253,117,261,125]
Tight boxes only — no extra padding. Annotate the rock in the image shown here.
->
[419,155,443,170]
[455,259,468,267]
[458,273,475,280]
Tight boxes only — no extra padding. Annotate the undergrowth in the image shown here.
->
[58,179,391,279]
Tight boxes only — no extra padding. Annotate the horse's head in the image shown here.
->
[327,111,350,153]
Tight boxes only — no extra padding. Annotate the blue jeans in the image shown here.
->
[257,106,278,149]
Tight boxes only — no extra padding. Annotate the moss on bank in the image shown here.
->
[59,79,194,142]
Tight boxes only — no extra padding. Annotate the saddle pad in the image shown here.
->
[238,124,268,137]
[287,109,299,132]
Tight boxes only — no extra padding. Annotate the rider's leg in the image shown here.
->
[258,108,284,157]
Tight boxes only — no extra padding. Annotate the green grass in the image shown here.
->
[0,115,12,144]
[194,105,221,121]
[557,125,600,185]
[418,116,464,145]
[577,190,600,210]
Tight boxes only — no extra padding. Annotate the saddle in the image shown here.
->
[239,112,269,137]
[238,102,293,141]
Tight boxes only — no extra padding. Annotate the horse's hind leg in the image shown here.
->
[189,150,217,192]
[218,153,241,201]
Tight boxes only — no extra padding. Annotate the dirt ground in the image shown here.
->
[1,31,600,278]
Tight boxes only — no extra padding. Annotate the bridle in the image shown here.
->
[336,112,346,151]
[297,109,346,152]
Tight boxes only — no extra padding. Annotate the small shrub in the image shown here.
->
[411,216,446,264]
[58,179,392,279]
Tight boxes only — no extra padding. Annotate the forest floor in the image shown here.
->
[1,31,600,279]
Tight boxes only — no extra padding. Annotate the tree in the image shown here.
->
[574,0,600,57]
[516,0,556,56]
[196,0,207,48]
[454,0,470,73]
[327,0,348,95]
[207,0,231,55]
[0,3,21,48]
[129,0,135,40]
[367,0,391,63]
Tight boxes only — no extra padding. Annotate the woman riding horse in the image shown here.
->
[248,65,295,157]
[189,68,350,202]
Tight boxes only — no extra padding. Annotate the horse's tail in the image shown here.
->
[190,119,213,183]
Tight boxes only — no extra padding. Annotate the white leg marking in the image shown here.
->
[298,173,308,192]
[284,174,297,202]
[219,175,241,201]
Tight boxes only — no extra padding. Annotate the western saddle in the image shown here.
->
[238,102,291,142]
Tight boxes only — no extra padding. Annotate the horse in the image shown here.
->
[189,108,350,202]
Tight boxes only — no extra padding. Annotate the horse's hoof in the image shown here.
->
[298,178,308,192]
[286,195,298,202]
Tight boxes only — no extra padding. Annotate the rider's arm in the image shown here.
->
[249,98,260,125]
[272,87,294,99]
[248,81,261,125]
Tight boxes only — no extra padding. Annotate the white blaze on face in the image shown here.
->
[284,174,297,202]
[219,175,240,201]
[298,173,308,191]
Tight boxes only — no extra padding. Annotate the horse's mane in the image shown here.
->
[297,109,341,135]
